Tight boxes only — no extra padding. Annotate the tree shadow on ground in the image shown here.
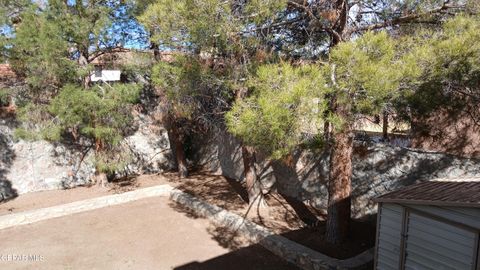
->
[169,208,374,270]
[165,171,376,268]
[223,175,249,203]
[167,199,205,220]
[173,242,302,270]
[0,119,17,203]
[206,225,250,250]
[197,130,330,230]
[272,192,325,226]
[171,171,249,212]
[280,216,376,260]
[166,166,329,233]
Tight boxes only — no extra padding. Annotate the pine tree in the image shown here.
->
[138,0,285,195]
[6,0,144,186]
[138,0,477,244]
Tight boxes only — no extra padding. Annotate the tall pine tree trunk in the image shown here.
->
[324,58,354,243]
[241,145,264,206]
[382,110,389,141]
[168,122,188,178]
[321,0,353,245]
[94,138,108,188]
[152,42,188,178]
[236,88,263,206]
[325,121,354,244]
[79,52,90,89]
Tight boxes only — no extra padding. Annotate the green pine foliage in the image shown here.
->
[5,0,145,174]
[7,0,131,97]
[422,15,480,90]
[151,54,236,131]
[10,5,77,95]
[225,29,433,159]
[16,83,141,173]
[139,0,286,52]
[397,15,480,116]
[14,84,142,146]
[0,0,30,61]
[329,31,422,118]
[226,14,480,161]
[152,56,204,119]
[226,63,327,159]
[49,84,141,146]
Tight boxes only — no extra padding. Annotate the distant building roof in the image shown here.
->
[376,178,480,208]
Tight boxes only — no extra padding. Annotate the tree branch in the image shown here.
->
[287,0,343,43]
[347,2,463,34]
[87,46,129,63]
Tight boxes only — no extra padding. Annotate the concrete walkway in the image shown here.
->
[0,185,173,230]
[0,196,299,270]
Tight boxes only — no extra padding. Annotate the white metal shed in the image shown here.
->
[374,179,480,270]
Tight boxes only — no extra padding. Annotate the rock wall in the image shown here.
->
[0,114,173,200]
[192,130,480,217]
[411,106,480,158]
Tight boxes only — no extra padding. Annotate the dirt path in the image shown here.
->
[0,196,300,270]
[0,174,173,216]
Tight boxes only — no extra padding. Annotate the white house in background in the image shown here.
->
[90,69,121,82]
[374,179,480,270]
[89,49,178,83]
[89,50,128,83]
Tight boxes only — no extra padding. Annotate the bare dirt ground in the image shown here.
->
[0,196,300,270]
[168,171,376,260]
[165,171,325,234]
[0,171,375,261]
[0,174,172,216]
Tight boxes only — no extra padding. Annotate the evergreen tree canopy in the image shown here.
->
[49,84,140,144]
[3,0,146,174]
[328,31,421,119]
[139,0,478,58]
[139,0,286,52]
[397,15,480,120]
[138,0,478,243]
[5,0,145,95]
[10,4,77,96]
[226,63,326,159]
[225,29,426,159]
[416,15,480,96]
[151,54,236,132]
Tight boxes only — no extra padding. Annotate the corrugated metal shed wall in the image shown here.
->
[404,212,476,270]
[408,205,480,229]
[376,203,480,270]
[376,204,403,270]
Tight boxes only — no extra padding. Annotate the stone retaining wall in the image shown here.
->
[0,113,173,200]
[192,130,480,217]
